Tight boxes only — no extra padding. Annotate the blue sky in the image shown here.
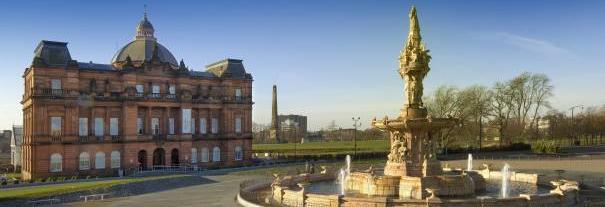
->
[1,0,604,130]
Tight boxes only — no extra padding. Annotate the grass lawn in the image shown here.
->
[253,139,389,154]
[231,158,386,177]
[0,175,184,202]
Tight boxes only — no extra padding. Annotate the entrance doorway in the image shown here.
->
[153,148,165,167]
[138,150,147,170]
[171,149,180,166]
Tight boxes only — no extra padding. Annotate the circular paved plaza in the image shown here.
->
[7,157,604,207]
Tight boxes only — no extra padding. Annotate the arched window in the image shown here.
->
[50,153,62,172]
[95,152,105,169]
[234,146,243,161]
[191,148,198,163]
[212,147,221,162]
[201,148,209,163]
[79,152,90,170]
[111,151,120,169]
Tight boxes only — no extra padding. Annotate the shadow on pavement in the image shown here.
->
[1,175,217,207]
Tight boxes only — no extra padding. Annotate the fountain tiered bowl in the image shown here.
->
[257,161,580,207]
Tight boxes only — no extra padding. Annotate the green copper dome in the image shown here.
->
[111,39,178,67]
[111,12,178,68]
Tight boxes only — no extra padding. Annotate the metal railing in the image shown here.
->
[30,88,79,98]
[130,165,201,177]
[111,135,121,142]
[50,134,62,143]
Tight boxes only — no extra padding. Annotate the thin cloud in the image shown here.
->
[494,32,571,56]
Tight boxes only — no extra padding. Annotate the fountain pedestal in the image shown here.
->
[377,116,453,178]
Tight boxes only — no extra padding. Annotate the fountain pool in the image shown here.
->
[303,178,550,199]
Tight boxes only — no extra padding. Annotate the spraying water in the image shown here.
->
[338,155,352,196]
[467,153,473,171]
[339,169,346,195]
[345,155,351,175]
[501,163,510,198]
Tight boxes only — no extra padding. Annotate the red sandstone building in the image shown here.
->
[20,14,253,180]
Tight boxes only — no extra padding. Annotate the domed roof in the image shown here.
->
[111,39,178,67]
[111,12,178,68]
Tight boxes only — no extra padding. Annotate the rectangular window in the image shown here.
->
[235,88,242,101]
[151,118,160,135]
[94,117,104,136]
[78,118,88,136]
[135,84,144,93]
[211,118,219,134]
[110,118,119,136]
[182,109,191,134]
[51,79,61,90]
[235,117,242,133]
[152,85,160,94]
[169,118,175,135]
[137,118,144,135]
[200,118,207,134]
[169,84,176,95]
[50,117,62,135]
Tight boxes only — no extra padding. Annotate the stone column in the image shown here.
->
[146,107,151,135]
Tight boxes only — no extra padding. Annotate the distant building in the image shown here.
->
[278,114,307,142]
[0,130,11,154]
[11,125,23,170]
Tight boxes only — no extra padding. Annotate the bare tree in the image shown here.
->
[489,82,514,146]
[425,85,466,154]
[528,73,554,138]
[461,85,492,149]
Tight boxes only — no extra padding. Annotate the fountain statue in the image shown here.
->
[257,6,581,207]
[372,6,454,179]
[361,6,479,199]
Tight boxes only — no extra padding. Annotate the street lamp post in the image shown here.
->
[569,105,584,146]
[352,117,361,157]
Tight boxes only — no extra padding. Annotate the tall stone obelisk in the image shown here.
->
[269,85,280,142]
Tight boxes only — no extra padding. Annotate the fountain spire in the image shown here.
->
[399,6,431,117]
[407,6,422,49]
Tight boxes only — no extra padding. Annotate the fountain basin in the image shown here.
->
[253,168,580,207]
[345,169,484,199]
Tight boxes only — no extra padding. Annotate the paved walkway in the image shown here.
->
[59,158,605,207]
[62,174,263,207]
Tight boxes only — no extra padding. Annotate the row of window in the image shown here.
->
[136,117,242,135]
[78,151,120,170]
[50,79,243,98]
[48,146,244,173]
[190,146,243,163]
[50,116,243,136]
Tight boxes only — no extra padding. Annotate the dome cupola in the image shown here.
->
[136,11,155,40]
[111,9,177,68]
